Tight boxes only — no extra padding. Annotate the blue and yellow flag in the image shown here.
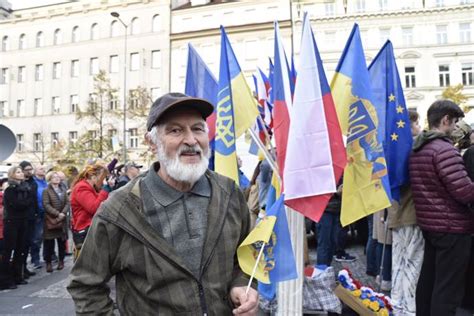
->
[215,27,259,183]
[331,24,392,226]
[369,41,412,202]
[237,172,297,300]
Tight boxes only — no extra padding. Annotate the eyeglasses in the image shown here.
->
[23,168,33,172]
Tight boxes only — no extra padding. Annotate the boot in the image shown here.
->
[57,261,64,271]
[46,262,53,273]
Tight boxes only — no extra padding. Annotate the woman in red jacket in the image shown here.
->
[70,164,114,260]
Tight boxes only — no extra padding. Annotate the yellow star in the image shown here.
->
[391,133,399,141]
[396,105,404,114]
[388,94,396,102]
[396,120,406,128]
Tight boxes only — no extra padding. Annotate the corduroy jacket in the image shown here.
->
[68,170,253,315]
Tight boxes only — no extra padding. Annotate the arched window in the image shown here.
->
[152,14,161,32]
[130,17,139,35]
[110,21,119,37]
[1,36,8,51]
[72,26,80,43]
[54,28,62,45]
[19,34,26,49]
[36,31,44,48]
[90,23,99,40]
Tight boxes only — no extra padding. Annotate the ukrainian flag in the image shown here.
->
[215,27,259,183]
[331,24,392,226]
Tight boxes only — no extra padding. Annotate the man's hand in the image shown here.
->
[230,286,259,315]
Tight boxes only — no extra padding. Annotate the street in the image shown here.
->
[0,257,75,315]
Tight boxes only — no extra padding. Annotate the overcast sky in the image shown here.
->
[9,0,68,10]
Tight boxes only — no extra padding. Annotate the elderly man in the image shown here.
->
[68,93,258,315]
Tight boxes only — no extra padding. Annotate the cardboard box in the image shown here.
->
[334,285,378,316]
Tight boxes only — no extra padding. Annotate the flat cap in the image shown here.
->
[146,92,214,131]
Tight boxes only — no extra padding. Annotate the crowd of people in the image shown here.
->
[1,93,474,316]
[0,159,143,289]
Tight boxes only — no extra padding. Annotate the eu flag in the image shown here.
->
[369,41,412,202]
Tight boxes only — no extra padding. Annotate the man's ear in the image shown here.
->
[441,114,450,126]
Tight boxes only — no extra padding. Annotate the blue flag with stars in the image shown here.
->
[369,41,412,202]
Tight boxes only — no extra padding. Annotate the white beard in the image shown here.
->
[156,141,209,184]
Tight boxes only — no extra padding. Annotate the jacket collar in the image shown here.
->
[100,169,233,278]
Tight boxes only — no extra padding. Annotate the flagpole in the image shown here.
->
[245,242,266,295]
[256,114,276,159]
[248,127,280,182]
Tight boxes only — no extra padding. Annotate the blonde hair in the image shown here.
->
[7,166,22,181]
[45,171,59,182]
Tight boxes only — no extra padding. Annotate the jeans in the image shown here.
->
[30,216,44,265]
[366,215,378,275]
[316,212,338,266]
[376,242,392,281]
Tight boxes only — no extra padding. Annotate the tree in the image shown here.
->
[128,86,154,164]
[65,70,120,163]
[442,84,469,112]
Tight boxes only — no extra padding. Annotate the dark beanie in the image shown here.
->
[19,160,32,170]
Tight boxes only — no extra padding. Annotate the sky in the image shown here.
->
[9,0,68,10]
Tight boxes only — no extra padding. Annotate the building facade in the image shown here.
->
[0,0,473,169]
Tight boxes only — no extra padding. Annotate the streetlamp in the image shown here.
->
[110,11,128,161]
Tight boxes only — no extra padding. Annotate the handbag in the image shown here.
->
[45,213,64,230]
[72,226,90,246]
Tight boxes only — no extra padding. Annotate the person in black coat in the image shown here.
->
[0,166,35,288]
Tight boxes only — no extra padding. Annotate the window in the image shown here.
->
[439,65,450,87]
[151,50,161,68]
[435,0,444,6]
[402,27,413,46]
[130,95,139,109]
[110,55,119,73]
[379,28,391,44]
[379,0,388,10]
[152,14,161,32]
[51,132,59,148]
[35,64,44,81]
[17,100,25,117]
[324,3,335,15]
[34,98,43,116]
[89,93,98,107]
[1,36,8,51]
[18,66,25,83]
[151,87,161,101]
[355,0,366,12]
[90,57,99,75]
[0,68,7,84]
[460,0,472,3]
[130,53,139,71]
[69,131,78,145]
[70,95,79,113]
[90,23,99,40]
[460,23,471,43]
[87,130,97,148]
[71,60,79,77]
[19,34,26,49]
[109,98,118,110]
[36,31,44,47]
[16,134,24,152]
[54,28,62,45]
[0,101,6,117]
[436,25,448,44]
[129,128,138,148]
[52,62,61,79]
[52,96,61,114]
[462,63,473,85]
[33,133,42,152]
[405,66,416,88]
[131,17,140,35]
[108,129,117,138]
[72,26,80,43]
[111,21,119,37]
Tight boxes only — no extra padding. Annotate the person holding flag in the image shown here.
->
[68,92,258,315]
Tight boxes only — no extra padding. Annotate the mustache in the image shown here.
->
[178,145,202,156]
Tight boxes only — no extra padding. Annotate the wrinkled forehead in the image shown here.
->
[159,107,206,128]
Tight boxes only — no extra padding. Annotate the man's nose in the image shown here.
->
[183,129,197,145]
